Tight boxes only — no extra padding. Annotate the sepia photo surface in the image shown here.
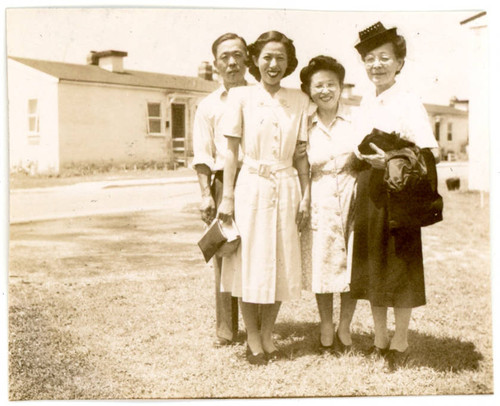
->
[2,1,498,405]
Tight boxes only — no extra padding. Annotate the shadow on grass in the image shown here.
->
[274,321,483,372]
[11,211,203,247]
[406,330,484,372]
[274,321,323,358]
[351,329,483,372]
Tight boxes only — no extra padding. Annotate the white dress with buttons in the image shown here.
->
[220,84,310,304]
[301,107,359,293]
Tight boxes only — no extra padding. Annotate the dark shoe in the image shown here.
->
[366,345,389,360]
[318,333,334,355]
[385,348,410,372]
[332,331,352,356]
[264,349,281,362]
[213,337,233,348]
[246,346,268,366]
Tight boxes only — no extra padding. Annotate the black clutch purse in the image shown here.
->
[358,128,414,155]
[197,219,240,263]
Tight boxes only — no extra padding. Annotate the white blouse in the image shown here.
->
[355,81,438,149]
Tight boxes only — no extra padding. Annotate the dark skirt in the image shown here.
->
[350,168,426,308]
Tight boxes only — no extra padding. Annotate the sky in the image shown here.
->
[4,6,481,105]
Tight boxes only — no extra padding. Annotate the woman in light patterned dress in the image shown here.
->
[299,56,360,355]
[218,31,310,365]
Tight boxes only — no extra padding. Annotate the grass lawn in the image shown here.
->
[8,188,492,400]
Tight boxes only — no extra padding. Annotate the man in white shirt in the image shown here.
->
[192,33,248,347]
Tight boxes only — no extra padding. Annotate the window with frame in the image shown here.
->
[147,102,162,134]
[434,121,440,141]
[27,98,40,145]
[447,122,453,141]
[28,99,40,134]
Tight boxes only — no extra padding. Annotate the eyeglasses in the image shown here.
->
[312,83,338,91]
[363,55,393,66]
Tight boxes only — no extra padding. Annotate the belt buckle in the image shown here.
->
[258,163,271,178]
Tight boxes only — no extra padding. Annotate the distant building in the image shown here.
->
[425,100,469,161]
[8,51,218,174]
[460,11,489,192]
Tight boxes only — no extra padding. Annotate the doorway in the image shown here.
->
[171,103,186,166]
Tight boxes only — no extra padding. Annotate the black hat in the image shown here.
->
[355,22,398,56]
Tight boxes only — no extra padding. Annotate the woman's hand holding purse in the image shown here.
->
[217,196,234,224]
[360,142,387,169]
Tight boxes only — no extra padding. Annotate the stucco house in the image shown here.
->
[425,100,469,160]
[460,11,488,192]
[8,50,218,174]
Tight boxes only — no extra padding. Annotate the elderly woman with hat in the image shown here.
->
[350,22,440,371]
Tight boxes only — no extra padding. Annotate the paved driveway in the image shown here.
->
[9,177,199,224]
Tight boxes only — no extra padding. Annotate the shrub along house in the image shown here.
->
[8,50,218,174]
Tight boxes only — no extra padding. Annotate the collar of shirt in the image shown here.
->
[365,79,403,106]
[310,102,350,132]
[214,85,229,102]
[255,82,287,100]
[218,81,249,101]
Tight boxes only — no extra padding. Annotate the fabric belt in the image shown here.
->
[311,168,341,180]
[243,156,293,179]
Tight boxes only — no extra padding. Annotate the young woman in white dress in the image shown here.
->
[218,31,310,365]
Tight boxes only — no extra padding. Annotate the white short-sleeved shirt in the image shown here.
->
[355,81,438,149]
[307,104,358,170]
[191,86,233,172]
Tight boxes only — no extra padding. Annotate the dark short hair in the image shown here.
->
[299,55,346,96]
[211,33,248,58]
[247,31,298,81]
[359,34,407,60]
[389,35,407,60]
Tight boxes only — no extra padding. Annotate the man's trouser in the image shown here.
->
[211,170,239,341]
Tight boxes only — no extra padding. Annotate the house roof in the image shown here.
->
[9,56,219,94]
[424,103,468,116]
[460,11,487,25]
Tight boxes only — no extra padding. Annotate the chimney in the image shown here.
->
[450,97,469,112]
[87,50,98,65]
[342,84,354,99]
[88,50,128,73]
[198,61,213,81]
